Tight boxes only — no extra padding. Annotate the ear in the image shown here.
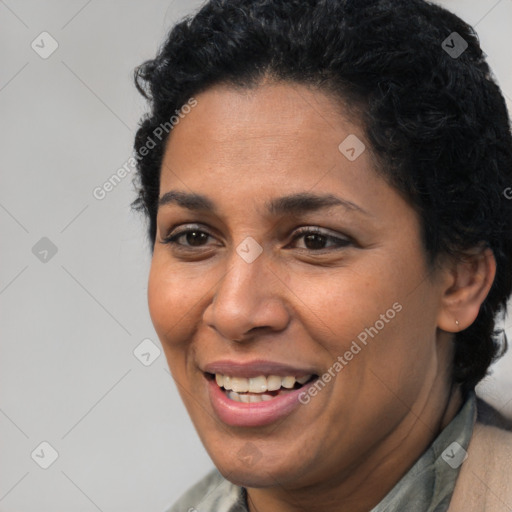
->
[437,247,496,333]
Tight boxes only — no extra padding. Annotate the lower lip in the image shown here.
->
[206,376,311,427]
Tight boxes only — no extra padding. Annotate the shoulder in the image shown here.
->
[449,398,512,512]
[165,468,246,512]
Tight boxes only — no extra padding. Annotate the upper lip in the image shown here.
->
[203,359,317,378]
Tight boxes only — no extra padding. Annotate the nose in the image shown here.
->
[202,248,290,343]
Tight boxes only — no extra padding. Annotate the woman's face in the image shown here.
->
[148,82,454,490]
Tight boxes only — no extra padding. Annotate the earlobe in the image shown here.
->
[437,247,496,333]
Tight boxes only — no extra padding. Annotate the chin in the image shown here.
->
[223,471,278,489]
[210,446,312,489]
[216,463,297,489]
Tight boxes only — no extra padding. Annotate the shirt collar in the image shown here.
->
[369,391,476,512]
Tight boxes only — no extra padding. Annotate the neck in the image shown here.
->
[247,382,463,512]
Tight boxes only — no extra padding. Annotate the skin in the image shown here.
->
[147,81,496,512]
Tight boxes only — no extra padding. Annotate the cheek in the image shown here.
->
[337,282,440,409]
[307,257,436,384]
[147,261,170,337]
[147,258,197,349]
[289,267,394,345]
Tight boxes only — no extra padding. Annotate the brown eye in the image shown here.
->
[291,227,352,251]
[161,226,215,248]
[161,225,352,252]
[179,230,210,247]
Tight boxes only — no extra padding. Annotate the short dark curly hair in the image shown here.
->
[132,0,512,394]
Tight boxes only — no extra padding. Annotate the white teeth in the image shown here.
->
[281,376,296,389]
[267,375,282,391]
[214,373,314,394]
[249,376,267,393]
[230,377,249,393]
[227,390,241,402]
[228,390,278,403]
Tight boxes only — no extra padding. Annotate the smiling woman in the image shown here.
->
[131,0,512,511]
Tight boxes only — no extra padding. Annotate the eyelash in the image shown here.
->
[160,225,352,252]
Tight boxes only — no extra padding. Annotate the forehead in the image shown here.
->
[170,81,352,143]
[158,83,412,225]
[160,82,377,196]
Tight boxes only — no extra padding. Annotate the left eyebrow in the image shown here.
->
[158,190,370,217]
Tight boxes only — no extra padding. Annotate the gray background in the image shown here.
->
[0,1,511,510]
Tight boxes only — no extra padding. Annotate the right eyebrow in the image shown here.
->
[158,190,370,217]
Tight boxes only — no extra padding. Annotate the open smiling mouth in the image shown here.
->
[206,373,318,403]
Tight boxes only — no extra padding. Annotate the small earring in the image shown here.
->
[455,319,460,327]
